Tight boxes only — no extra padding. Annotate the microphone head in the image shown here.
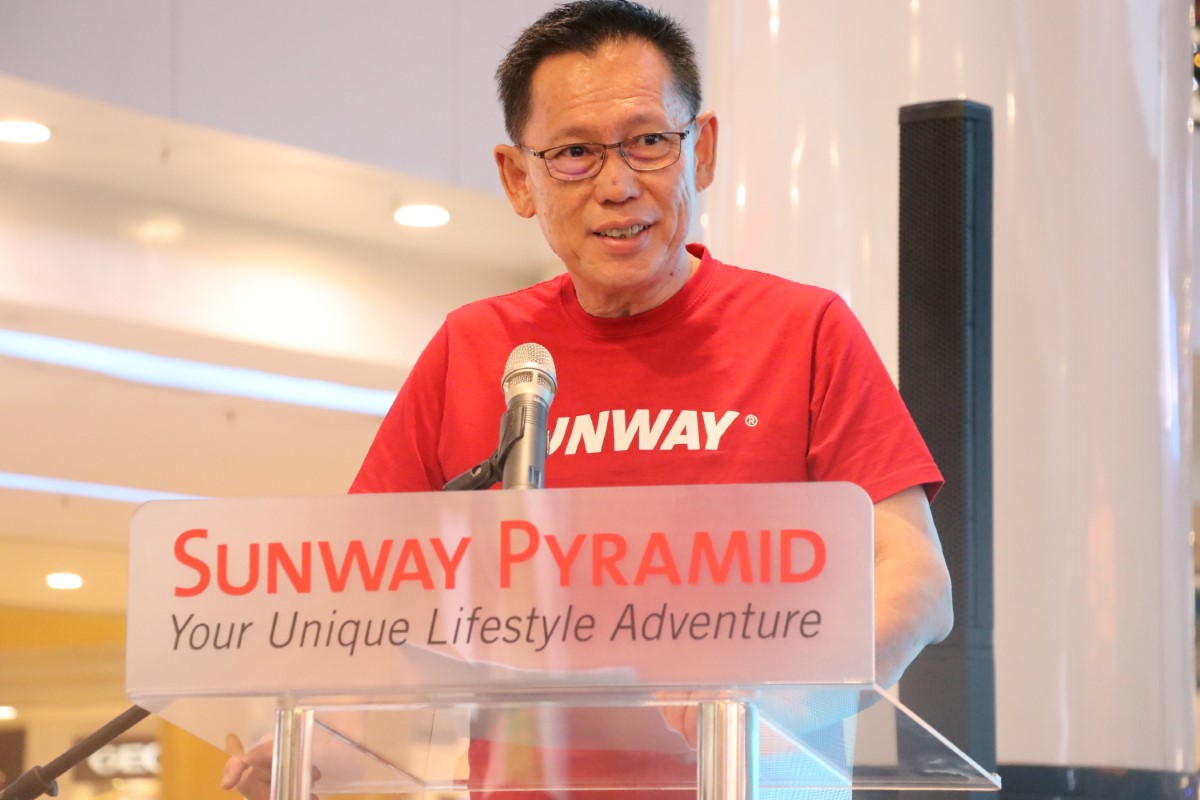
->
[502,342,557,405]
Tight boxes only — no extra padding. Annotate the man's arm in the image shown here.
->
[872,485,953,688]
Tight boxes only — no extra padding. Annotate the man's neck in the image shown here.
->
[578,252,701,318]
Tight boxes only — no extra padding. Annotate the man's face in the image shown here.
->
[495,38,717,317]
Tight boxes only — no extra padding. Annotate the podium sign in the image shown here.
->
[126,483,1000,796]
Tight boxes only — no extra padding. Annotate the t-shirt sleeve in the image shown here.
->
[806,295,943,503]
[349,324,451,493]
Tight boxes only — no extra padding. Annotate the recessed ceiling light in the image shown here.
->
[46,572,83,590]
[0,120,51,144]
[133,216,184,244]
[394,204,450,228]
[0,706,17,721]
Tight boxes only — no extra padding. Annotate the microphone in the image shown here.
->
[499,343,557,489]
[441,343,557,491]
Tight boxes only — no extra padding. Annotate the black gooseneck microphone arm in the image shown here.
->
[441,403,528,491]
[0,705,150,800]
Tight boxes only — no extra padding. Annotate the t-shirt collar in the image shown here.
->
[559,243,717,337]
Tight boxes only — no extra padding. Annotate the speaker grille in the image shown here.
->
[897,99,995,769]
[899,101,993,636]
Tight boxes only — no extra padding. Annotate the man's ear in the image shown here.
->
[495,144,536,218]
[692,112,718,192]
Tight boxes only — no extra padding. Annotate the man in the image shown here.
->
[223,1,951,797]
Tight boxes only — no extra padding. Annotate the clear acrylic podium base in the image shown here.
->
[142,683,1001,797]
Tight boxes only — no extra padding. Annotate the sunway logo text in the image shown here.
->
[548,409,741,455]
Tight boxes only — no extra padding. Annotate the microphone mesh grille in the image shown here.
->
[504,343,556,394]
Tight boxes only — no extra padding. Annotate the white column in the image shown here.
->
[703,0,1195,774]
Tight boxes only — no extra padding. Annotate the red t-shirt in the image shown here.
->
[351,244,941,798]
[352,244,941,502]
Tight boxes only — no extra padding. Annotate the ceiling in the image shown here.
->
[0,72,560,280]
[0,73,560,618]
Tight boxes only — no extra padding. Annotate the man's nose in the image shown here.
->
[593,147,641,202]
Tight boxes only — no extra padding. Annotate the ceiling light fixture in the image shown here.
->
[46,572,84,590]
[133,216,185,244]
[394,204,450,228]
[0,706,17,721]
[0,120,52,144]
[0,472,201,504]
[0,329,394,416]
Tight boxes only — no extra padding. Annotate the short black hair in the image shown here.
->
[496,0,702,143]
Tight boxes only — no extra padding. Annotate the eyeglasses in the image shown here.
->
[523,121,696,182]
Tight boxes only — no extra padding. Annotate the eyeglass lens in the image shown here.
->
[544,132,682,180]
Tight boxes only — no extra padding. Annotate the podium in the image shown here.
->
[126,483,1000,798]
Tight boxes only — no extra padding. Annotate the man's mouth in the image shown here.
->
[596,224,649,239]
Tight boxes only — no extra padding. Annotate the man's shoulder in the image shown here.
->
[709,256,843,310]
[445,273,568,325]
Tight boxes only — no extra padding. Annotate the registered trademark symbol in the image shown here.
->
[744,414,759,427]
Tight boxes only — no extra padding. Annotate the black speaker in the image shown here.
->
[896,99,996,775]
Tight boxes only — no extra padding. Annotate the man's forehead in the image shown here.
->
[524,40,687,141]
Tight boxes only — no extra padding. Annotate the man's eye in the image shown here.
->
[636,133,664,147]
[559,145,591,159]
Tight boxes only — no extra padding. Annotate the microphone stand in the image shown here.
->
[0,705,150,800]
[442,404,528,491]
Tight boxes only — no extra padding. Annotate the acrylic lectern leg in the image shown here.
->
[271,706,315,800]
[696,701,758,800]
